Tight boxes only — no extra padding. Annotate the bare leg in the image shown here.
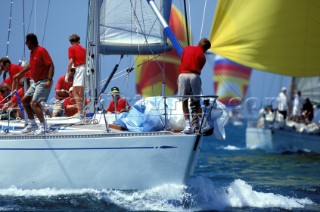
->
[73,86,84,115]
[31,100,44,123]
[22,95,35,120]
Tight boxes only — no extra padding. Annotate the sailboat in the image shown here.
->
[209,0,320,153]
[0,0,227,189]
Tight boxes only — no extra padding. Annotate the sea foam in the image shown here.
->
[0,178,313,211]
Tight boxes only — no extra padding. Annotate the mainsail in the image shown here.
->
[86,0,174,112]
[99,0,172,55]
[213,55,251,106]
[209,0,320,77]
[135,5,188,96]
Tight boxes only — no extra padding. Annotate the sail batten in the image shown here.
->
[210,0,320,77]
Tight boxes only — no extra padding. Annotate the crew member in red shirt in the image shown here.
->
[64,87,89,117]
[14,33,54,134]
[178,38,211,134]
[106,87,130,114]
[0,57,31,90]
[0,83,11,109]
[63,87,78,117]
[2,77,31,119]
[52,69,74,117]
[67,34,86,117]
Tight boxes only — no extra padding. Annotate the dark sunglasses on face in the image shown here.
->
[0,90,7,93]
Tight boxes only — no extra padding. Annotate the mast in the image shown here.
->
[86,0,100,115]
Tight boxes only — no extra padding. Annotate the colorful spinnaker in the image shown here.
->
[135,5,189,97]
[209,0,320,77]
[214,55,251,106]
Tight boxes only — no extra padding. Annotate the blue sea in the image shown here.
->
[0,123,319,211]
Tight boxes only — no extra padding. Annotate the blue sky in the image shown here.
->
[0,0,289,110]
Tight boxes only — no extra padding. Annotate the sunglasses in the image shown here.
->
[0,90,7,93]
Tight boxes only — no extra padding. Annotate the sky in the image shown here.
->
[0,0,290,112]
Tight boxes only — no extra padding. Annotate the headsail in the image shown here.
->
[213,55,251,106]
[210,0,320,77]
[135,5,189,96]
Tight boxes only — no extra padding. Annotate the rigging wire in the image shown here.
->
[41,0,51,45]
[199,0,208,39]
[183,0,190,46]
[26,0,35,34]
[3,0,14,81]
[22,0,26,60]
[129,0,169,96]
[6,0,14,58]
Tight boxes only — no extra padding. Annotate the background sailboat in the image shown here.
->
[209,0,320,153]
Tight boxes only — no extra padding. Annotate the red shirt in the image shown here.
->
[55,75,73,99]
[179,45,206,75]
[9,64,31,89]
[1,78,12,87]
[64,97,89,116]
[0,92,10,108]
[30,46,53,82]
[107,98,130,113]
[63,97,78,117]
[68,43,86,67]
[10,88,24,105]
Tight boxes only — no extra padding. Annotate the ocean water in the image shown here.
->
[0,123,319,211]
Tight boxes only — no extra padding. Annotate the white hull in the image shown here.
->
[246,127,320,153]
[0,130,202,190]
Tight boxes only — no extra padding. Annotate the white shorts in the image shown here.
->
[73,64,85,86]
[292,106,301,116]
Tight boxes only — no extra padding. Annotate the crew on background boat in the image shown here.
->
[276,87,289,121]
[106,86,130,114]
[67,34,86,118]
[292,90,303,122]
[0,57,31,91]
[14,33,54,135]
[302,98,314,124]
[52,68,74,117]
[178,38,211,134]
[257,104,274,128]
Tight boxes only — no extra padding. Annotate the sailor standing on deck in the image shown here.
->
[277,87,289,121]
[178,38,211,134]
[67,34,86,118]
[14,33,54,135]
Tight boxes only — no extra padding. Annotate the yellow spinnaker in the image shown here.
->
[209,0,320,77]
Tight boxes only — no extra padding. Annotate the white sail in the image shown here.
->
[295,77,320,103]
[99,0,171,54]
